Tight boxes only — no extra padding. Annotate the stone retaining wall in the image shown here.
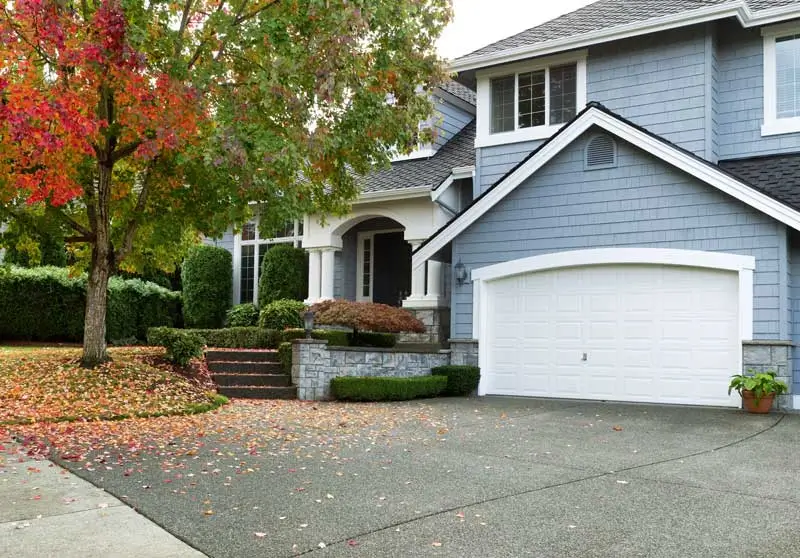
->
[292,339,450,401]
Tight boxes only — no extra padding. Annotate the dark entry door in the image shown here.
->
[372,232,411,306]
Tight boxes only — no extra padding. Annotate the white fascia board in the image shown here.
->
[452,165,475,180]
[450,2,800,74]
[430,175,454,203]
[412,106,800,270]
[471,248,756,283]
[354,186,432,204]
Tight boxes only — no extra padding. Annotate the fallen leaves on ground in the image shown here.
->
[0,347,220,424]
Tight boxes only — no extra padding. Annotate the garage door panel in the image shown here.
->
[484,263,741,408]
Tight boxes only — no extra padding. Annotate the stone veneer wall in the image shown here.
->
[398,308,451,344]
[742,340,793,410]
[449,339,479,366]
[291,339,450,401]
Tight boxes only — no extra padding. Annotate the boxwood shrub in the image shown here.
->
[181,245,232,328]
[278,342,293,375]
[147,327,204,366]
[350,331,396,348]
[0,266,180,343]
[225,303,259,327]
[282,328,350,346]
[258,299,305,330]
[431,365,481,396]
[148,326,281,349]
[258,244,308,305]
[330,376,447,402]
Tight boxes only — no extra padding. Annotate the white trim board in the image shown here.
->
[470,248,755,398]
[412,105,800,270]
[450,1,800,72]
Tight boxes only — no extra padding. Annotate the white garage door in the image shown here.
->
[484,264,741,407]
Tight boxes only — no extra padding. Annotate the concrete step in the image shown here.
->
[217,386,297,400]
[205,349,279,363]
[207,360,283,374]
[213,373,291,387]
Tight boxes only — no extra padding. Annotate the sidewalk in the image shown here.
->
[0,439,205,558]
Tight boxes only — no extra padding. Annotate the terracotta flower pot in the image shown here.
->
[740,390,775,414]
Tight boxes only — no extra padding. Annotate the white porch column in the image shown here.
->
[425,260,442,300]
[406,241,426,303]
[306,249,322,303]
[320,248,336,300]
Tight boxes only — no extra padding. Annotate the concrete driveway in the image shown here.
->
[61,398,800,557]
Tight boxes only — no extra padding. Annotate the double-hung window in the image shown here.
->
[478,52,586,147]
[236,219,303,304]
[763,25,800,135]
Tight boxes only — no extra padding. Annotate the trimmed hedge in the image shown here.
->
[431,365,481,396]
[226,303,259,327]
[182,245,232,328]
[147,327,205,366]
[350,331,396,348]
[331,376,447,401]
[258,299,305,330]
[278,342,293,375]
[282,328,350,346]
[0,266,181,343]
[258,244,308,305]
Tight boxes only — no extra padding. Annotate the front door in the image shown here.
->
[372,232,411,306]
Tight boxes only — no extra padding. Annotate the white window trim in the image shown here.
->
[355,229,403,302]
[233,218,303,305]
[475,51,587,148]
[762,23,800,136]
[469,248,756,397]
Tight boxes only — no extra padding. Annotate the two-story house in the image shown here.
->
[410,0,800,410]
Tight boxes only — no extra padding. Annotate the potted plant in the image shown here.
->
[728,371,788,414]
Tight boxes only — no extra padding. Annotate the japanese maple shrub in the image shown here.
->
[309,300,424,346]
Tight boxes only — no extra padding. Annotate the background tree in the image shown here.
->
[0,0,451,366]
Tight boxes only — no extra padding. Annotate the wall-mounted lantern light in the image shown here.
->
[454,260,468,285]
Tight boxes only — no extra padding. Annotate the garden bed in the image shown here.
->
[0,346,226,424]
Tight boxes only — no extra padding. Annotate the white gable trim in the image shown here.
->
[451,1,800,73]
[412,106,800,270]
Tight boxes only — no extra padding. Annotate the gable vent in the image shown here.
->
[585,134,617,169]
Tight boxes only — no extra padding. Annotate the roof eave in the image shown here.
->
[450,1,800,73]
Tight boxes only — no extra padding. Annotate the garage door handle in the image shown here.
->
[582,353,588,361]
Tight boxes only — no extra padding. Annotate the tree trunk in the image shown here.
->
[81,161,113,368]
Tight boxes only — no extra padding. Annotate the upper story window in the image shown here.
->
[763,24,800,136]
[476,51,587,148]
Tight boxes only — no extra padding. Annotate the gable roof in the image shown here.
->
[412,103,800,269]
[437,80,477,106]
[452,0,800,72]
[720,154,800,210]
[359,120,475,195]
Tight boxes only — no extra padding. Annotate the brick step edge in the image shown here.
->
[207,361,283,374]
[205,350,279,363]
[217,386,297,400]
[213,374,291,387]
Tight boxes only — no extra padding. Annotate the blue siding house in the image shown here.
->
[414,0,800,410]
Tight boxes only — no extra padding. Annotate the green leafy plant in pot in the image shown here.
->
[728,371,788,414]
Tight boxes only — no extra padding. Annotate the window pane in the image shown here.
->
[241,222,256,241]
[362,238,371,297]
[549,63,578,125]
[240,245,255,304]
[776,35,800,119]
[490,76,515,133]
[518,70,546,129]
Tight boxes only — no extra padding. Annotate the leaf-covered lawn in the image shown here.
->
[0,346,224,424]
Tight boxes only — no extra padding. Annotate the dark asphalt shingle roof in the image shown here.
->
[457,0,799,61]
[719,154,800,211]
[437,80,477,105]
[360,120,475,193]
